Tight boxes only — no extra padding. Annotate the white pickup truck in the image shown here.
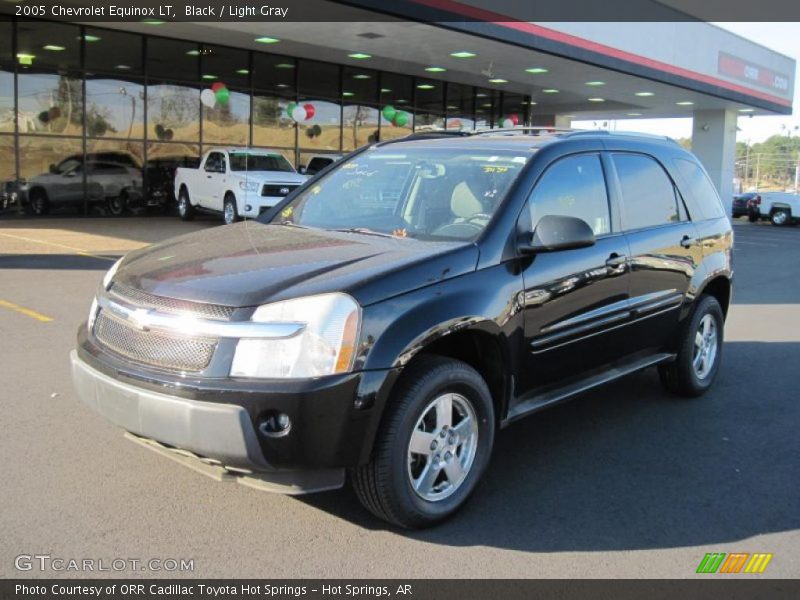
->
[174,148,307,224]
[755,191,800,226]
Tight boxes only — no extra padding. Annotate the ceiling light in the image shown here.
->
[276,84,289,88]
[380,88,391,93]
[586,81,605,86]
[542,89,559,93]
[529,101,537,106]
[627,112,643,116]
[476,93,487,98]
[450,51,476,58]
[115,64,132,70]
[342,91,355,97]
[186,50,200,56]
[43,45,65,52]
[348,52,371,59]
[425,67,447,73]
[588,98,605,102]
[202,74,217,80]
[275,63,294,69]
[416,84,435,90]
[525,67,548,74]
[562,114,576,118]
[82,35,101,42]
[481,103,492,108]
[488,78,508,84]
[141,19,164,25]
[739,108,755,113]
[255,36,280,44]
[16,53,35,65]
[676,101,694,106]
[352,74,371,79]
[446,105,459,110]
[635,91,654,97]
[236,69,249,75]
[396,99,407,103]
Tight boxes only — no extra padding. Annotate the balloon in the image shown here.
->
[302,103,315,120]
[291,105,307,122]
[381,105,396,122]
[393,112,408,127]
[286,102,297,117]
[509,113,519,125]
[211,82,225,92]
[200,88,216,108]
[48,106,61,120]
[155,123,165,139]
[164,129,174,141]
[502,118,514,128]
[38,111,51,123]
[215,86,230,106]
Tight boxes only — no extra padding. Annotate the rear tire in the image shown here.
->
[747,212,758,223]
[177,187,194,221]
[107,194,126,217]
[29,189,49,216]
[771,208,791,226]
[223,194,240,225]
[351,355,495,529]
[658,295,724,397]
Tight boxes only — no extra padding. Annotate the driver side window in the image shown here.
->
[528,154,611,236]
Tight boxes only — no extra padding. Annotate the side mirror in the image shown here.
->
[298,165,307,174]
[519,215,596,254]
[64,170,77,178]
[49,164,58,174]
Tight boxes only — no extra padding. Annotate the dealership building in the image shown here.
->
[0,1,795,216]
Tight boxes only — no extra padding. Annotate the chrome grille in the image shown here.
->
[262,184,299,197]
[94,311,216,372]
[109,283,235,321]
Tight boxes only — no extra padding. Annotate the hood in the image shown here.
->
[115,222,479,308]
[238,171,307,184]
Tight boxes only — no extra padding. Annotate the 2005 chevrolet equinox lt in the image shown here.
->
[72,129,733,528]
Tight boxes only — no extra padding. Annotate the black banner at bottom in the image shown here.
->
[2,580,800,600]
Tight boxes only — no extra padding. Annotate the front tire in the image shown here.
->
[107,193,126,217]
[223,194,240,225]
[658,295,724,397]
[351,355,495,529]
[29,189,49,216]
[177,187,194,221]
[771,208,791,226]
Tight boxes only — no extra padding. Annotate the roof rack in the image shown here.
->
[473,126,574,136]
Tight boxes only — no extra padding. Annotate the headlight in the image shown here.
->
[102,257,123,289]
[87,296,99,330]
[230,293,360,379]
[239,180,259,192]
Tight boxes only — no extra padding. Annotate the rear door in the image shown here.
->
[517,152,631,393]
[608,152,702,354]
[201,152,227,210]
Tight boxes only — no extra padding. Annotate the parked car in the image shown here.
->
[754,191,800,226]
[174,148,307,224]
[143,155,201,213]
[26,153,142,216]
[71,130,732,528]
[732,192,760,221]
[298,154,343,176]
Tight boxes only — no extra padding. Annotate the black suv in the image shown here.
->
[71,131,733,528]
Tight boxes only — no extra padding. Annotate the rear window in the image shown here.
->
[230,153,294,173]
[307,157,334,175]
[673,158,726,220]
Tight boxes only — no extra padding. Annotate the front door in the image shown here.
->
[516,153,631,400]
[202,152,227,210]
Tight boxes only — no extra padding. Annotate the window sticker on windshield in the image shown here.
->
[311,185,322,194]
[483,166,510,173]
[342,163,358,169]
[281,206,294,219]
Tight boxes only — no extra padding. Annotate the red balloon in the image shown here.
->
[510,113,519,125]
[211,82,225,92]
[303,103,315,120]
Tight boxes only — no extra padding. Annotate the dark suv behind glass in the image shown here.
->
[71,131,733,528]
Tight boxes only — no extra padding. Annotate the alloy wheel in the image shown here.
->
[692,314,718,379]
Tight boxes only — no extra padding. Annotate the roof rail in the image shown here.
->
[473,126,574,136]
[562,130,678,143]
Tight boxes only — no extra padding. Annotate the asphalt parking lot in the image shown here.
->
[1,216,798,578]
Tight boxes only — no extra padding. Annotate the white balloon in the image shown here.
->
[502,118,514,128]
[201,89,217,108]
[291,105,307,122]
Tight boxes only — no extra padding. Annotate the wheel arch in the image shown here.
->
[697,275,732,319]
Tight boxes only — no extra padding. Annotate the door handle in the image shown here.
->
[206,175,212,179]
[605,253,627,275]
[680,235,695,248]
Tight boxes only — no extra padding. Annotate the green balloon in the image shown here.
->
[382,105,396,122]
[286,102,297,117]
[215,86,230,105]
[393,111,408,127]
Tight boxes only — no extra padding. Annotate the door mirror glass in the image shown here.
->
[298,165,307,174]
[520,215,596,253]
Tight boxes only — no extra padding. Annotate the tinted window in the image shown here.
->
[307,157,334,174]
[673,158,726,219]
[614,154,679,229]
[529,154,610,235]
[229,152,293,172]
[205,152,225,172]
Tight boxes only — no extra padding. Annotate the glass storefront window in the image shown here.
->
[147,83,200,142]
[343,67,377,104]
[298,99,341,151]
[84,139,144,209]
[343,105,379,151]
[0,69,13,133]
[147,38,199,82]
[501,93,528,127]
[16,20,80,71]
[254,54,296,95]
[85,28,143,75]
[85,78,145,139]
[202,88,250,146]
[253,94,295,148]
[415,78,444,116]
[446,82,475,132]
[299,60,340,99]
[0,18,11,64]
[17,73,83,136]
[0,135,17,215]
[18,135,84,214]
[379,106,412,141]
[414,114,445,131]
[475,89,496,130]
[202,44,250,89]
[145,142,200,209]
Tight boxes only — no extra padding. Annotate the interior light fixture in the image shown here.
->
[255,37,280,44]
[542,89,559,93]
[450,51,476,58]
[348,52,371,59]
[635,91,654,97]
[588,97,605,102]
[425,67,447,73]
[525,68,548,74]
[585,81,605,86]
[676,101,694,106]
[488,78,507,84]
[43,45,66,52]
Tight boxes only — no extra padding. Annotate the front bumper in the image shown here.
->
[239,192,284,218]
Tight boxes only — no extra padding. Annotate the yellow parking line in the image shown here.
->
[0,231,116,261]
[0,299,53,322]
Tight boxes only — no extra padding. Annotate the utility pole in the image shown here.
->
[755,153,761,191]
[795,150,799,193]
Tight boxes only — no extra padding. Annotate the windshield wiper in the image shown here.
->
[330,227,398,239]
[276,221,310,229]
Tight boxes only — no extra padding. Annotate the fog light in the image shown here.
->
[259,412,291,437]
[245,204,252,212]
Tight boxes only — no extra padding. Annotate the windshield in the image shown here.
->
[266,146,529,240]
[229,153,294,173]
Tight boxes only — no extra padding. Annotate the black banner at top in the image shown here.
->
[3,0,800,22]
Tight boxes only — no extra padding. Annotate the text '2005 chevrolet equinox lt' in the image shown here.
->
[71,130,733,528]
